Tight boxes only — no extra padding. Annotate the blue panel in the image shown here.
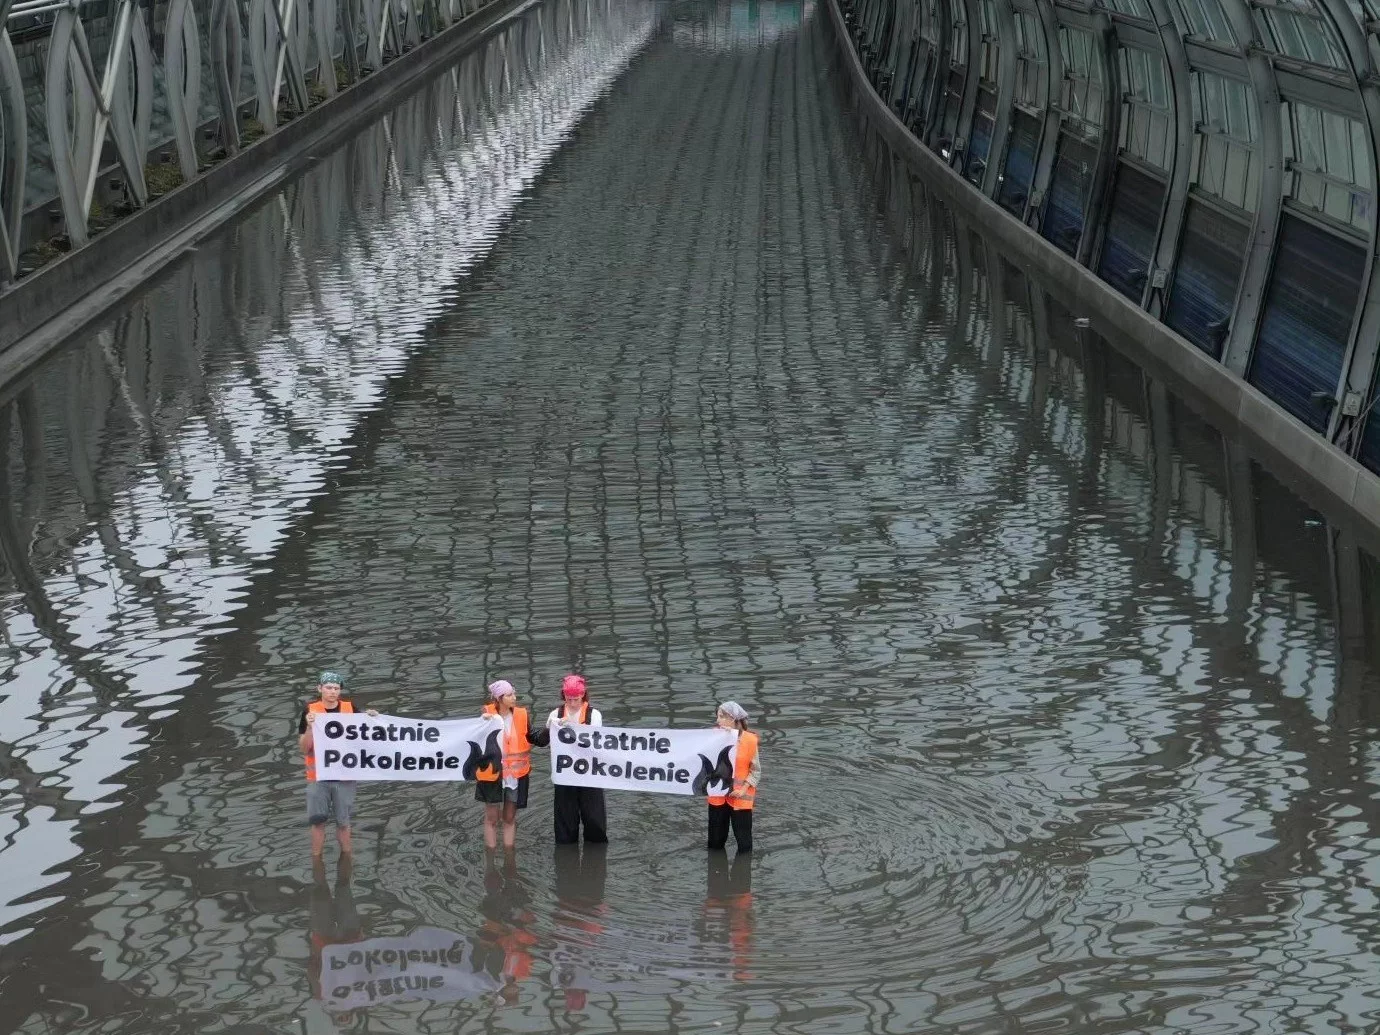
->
[1358,397,1380,472]
[1359,403,1380,473]
[998,111,1040,215]
[1165,198,1248,360]
[1096,163,1164,302]
[1249,213,1365,432]
[1041,133,1095,257]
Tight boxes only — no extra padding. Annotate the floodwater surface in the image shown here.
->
[2,0,1380,1033]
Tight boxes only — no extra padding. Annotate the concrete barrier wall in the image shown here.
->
[0,0,538,380]
[822,0,1380,540]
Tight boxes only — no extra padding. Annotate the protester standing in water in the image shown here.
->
[477,680,532,850]
[298,671,377,857]
[706,701,758,853]
[529,674,609,844]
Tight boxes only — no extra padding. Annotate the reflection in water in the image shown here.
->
[308,856,364,1021]
[1,0,1380,1033]
[703,852,753,983]
[478,850,537,1006]
[551,844,608,1012]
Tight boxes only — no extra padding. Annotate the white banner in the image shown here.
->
[313,713,503,782]
[550,725,738,795]
[322,928,499,1009]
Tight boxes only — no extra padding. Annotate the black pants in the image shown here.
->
[554,785,608,844]
[707,803,753,852]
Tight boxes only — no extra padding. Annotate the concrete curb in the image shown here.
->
[823,0,1380,538]
[0,0,540,382]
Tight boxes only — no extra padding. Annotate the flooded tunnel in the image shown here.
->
[1,0,1380,1032]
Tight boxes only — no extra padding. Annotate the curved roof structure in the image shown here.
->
[846,0,1380,469]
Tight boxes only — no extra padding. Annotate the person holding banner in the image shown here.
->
[477,680,533,850]
[528,674,609,845]
[706,702,759,854]
[298,670,378,857]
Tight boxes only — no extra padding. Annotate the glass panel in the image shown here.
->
[1322,111,1353,182]
[1282,101,1373,225]
[1174,0,1236,41]
[1298,171,1326,210]
[1205,0,1236,40]
[1324,182,1352,222]
[1296,103,1324,170]
[1205,135,1227,195]
[1225,78,1250,139]
[1149,54,1169,107]
[1260,6,1346,68]
[1175,0,1208,36]
[1204,73,1224,132]
[1263,9,1302,57]
[1149,111,1170,168]
[1224,144,1250,207]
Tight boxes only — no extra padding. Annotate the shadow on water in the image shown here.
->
[1,0,1380,1032]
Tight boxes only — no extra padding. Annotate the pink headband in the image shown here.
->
[488,680,515,699]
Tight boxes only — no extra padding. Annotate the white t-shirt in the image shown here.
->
[501,711,518,790]
[546,705,603,727]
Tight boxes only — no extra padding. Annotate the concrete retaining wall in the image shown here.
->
[822,0,1380,540]
[0,0,538,381]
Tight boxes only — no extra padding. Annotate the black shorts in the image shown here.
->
[474,775,528,808]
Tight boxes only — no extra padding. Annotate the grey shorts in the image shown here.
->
[306,780,356,826]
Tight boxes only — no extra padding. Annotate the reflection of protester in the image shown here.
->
[307,854,364,1010]
[476,850,538,1006]
[552,842,608,1013]
[704,850,754,981]
[477,681,532,850]
[707,701,759,853]
[297,670,378,857]
[529,675,609,845]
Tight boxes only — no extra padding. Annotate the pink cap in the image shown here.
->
[488,680,515,699]
[562,674,587,699]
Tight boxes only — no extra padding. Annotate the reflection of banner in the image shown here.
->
[550,726,738,795]
[313,714,503,782]
[323,927,499,1009]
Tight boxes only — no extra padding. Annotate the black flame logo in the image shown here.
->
[692,746,734,797]
[463,730,503,781]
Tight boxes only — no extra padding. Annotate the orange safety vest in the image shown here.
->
[304,700,354,781]
[481,704,532,780]
[559,701,590,724]
[707,731,757,810]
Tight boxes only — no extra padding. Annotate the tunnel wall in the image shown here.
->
[828,0,1380,529]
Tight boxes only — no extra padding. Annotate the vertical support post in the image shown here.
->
[1219,0,1285,378]
[980,0,1018,197]
[1143,0,1195,318]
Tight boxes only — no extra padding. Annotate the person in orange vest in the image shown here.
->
[297,670,378,857]
[706,701,759,853]
[528,674,609,844]
[476,680,532,850]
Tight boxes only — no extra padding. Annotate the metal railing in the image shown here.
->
[0,0,497,283]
